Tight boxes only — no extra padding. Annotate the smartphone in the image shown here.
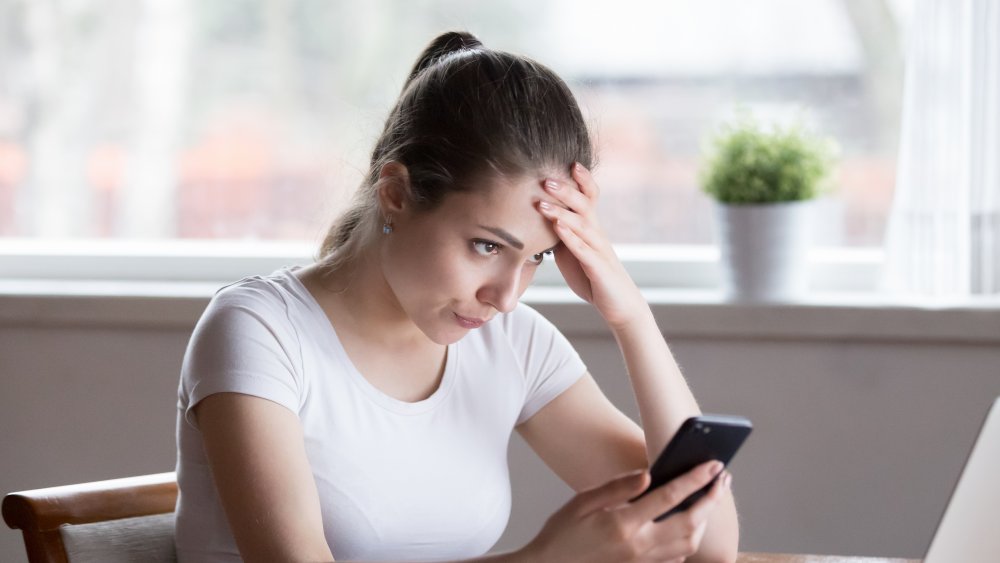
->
[632,414,752,521]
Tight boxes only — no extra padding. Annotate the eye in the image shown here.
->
[528,250,554,265]
[472,240,501,257]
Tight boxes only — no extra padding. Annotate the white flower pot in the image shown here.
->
[715,200,813,302]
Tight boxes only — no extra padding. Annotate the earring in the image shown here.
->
[382,216,393,235]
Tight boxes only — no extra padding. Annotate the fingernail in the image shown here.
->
[538,201,551,211]
[724,473,732,489]
[709,461,724,476]
[544,179,560,190]
[574,162,585,174]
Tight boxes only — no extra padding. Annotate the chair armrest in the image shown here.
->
[3,472,177,534]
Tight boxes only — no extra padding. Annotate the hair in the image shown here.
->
[316,31,595,272]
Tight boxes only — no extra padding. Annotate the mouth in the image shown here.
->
[454,312,487,329]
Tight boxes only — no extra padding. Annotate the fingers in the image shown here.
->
[641,520,708,562]
[638,474,729,562]
[631,471,730,562]
[542,177,593,216]
[538,200,608,257]
[537,164,606,255]
[627,461,725,524]
[539,162,599,215]
[572,162,600,199]
[679,468,731,526]
[551,216,599,265]
[538,199,581,230]
[568,469,651,518]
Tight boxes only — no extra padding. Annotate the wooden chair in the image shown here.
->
[2,472,178,563]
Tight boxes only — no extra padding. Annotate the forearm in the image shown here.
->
[688,493,741,563]
[609,305,701,462]
[336,549,528,563]
[610,304,741,563]
[442,550,527,563]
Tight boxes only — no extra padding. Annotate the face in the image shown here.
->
[380,173,565,345]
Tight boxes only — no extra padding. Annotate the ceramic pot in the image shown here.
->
[715,200,813,302]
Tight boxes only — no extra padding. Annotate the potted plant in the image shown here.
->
[700,111,837,302]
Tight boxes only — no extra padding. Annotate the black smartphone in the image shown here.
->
[632,414,752,522]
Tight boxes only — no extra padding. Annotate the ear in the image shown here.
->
[376,161,411,216]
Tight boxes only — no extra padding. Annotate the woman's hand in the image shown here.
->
[537,163,646,330]
[521,461,731,563]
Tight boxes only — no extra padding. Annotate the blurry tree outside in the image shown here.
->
[0,0,908,247]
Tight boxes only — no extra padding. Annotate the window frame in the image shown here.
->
[0,238,882,294]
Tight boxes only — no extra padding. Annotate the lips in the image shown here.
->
[454,313,487,329]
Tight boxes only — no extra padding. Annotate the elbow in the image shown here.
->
[690,508,740,563]
[693,543,739,563]
[718,547,741,563]
[707,520,741,563]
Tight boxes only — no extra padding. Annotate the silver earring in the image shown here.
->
[382,217,393,235]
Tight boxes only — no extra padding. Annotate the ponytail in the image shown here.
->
[317,30,594,270]
[403,31,483,90]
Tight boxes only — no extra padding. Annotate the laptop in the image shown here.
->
[923,396,1000,563]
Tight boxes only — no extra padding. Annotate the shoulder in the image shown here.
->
[180,270,309,408]
[482,302,574,358]
[205,268,304,322]
[212,270,292,310]
[495,302,556,334]
[192,269,308,347]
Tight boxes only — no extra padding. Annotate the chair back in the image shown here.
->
[2,472,178,563]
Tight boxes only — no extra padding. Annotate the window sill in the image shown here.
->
[525,287,1000,343]
[2,279,997,344]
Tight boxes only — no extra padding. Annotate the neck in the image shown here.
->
[312,249,433,350]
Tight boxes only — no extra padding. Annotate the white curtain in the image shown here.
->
[883,0,1000,297]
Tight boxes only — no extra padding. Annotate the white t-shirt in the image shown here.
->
[174,267,587,562]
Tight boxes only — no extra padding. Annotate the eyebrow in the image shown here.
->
[479,225,560,255]
[480,226,524,250]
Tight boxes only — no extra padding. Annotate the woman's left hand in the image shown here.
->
[538,163,647,331]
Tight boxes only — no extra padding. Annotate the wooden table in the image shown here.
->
[737,554,920,563]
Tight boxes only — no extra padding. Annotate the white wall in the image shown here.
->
[2,292,998,562]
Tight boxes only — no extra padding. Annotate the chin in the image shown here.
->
[418,310,477,346]
[418,321,467,346]
[433,328,469,346]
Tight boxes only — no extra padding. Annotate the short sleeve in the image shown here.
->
[504,304,587,426]
[178,282,303,429]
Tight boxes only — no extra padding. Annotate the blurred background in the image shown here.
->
[5,4,1000,563]
[0,0,909,248]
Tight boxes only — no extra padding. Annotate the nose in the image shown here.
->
[478,266,522,314]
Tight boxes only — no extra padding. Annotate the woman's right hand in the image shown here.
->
[520,461,731,563]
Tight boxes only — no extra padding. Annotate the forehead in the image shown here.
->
[437,173,567,244]
[449,171,568,213]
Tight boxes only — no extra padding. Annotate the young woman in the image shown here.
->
[175,31,740,563]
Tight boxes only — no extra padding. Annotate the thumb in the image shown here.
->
[570,469,650,517]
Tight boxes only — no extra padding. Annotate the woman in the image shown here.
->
[175,31,739,562]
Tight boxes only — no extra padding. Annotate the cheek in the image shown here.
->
[445,256,488,292]
[411,244,481,296]
[518,265,538,290]
[390,228,450,272]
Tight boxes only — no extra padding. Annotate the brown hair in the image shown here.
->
[317,31,594,269]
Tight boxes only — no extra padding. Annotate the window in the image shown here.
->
[0,0,910,284]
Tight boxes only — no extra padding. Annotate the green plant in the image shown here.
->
[700,112,838,205]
